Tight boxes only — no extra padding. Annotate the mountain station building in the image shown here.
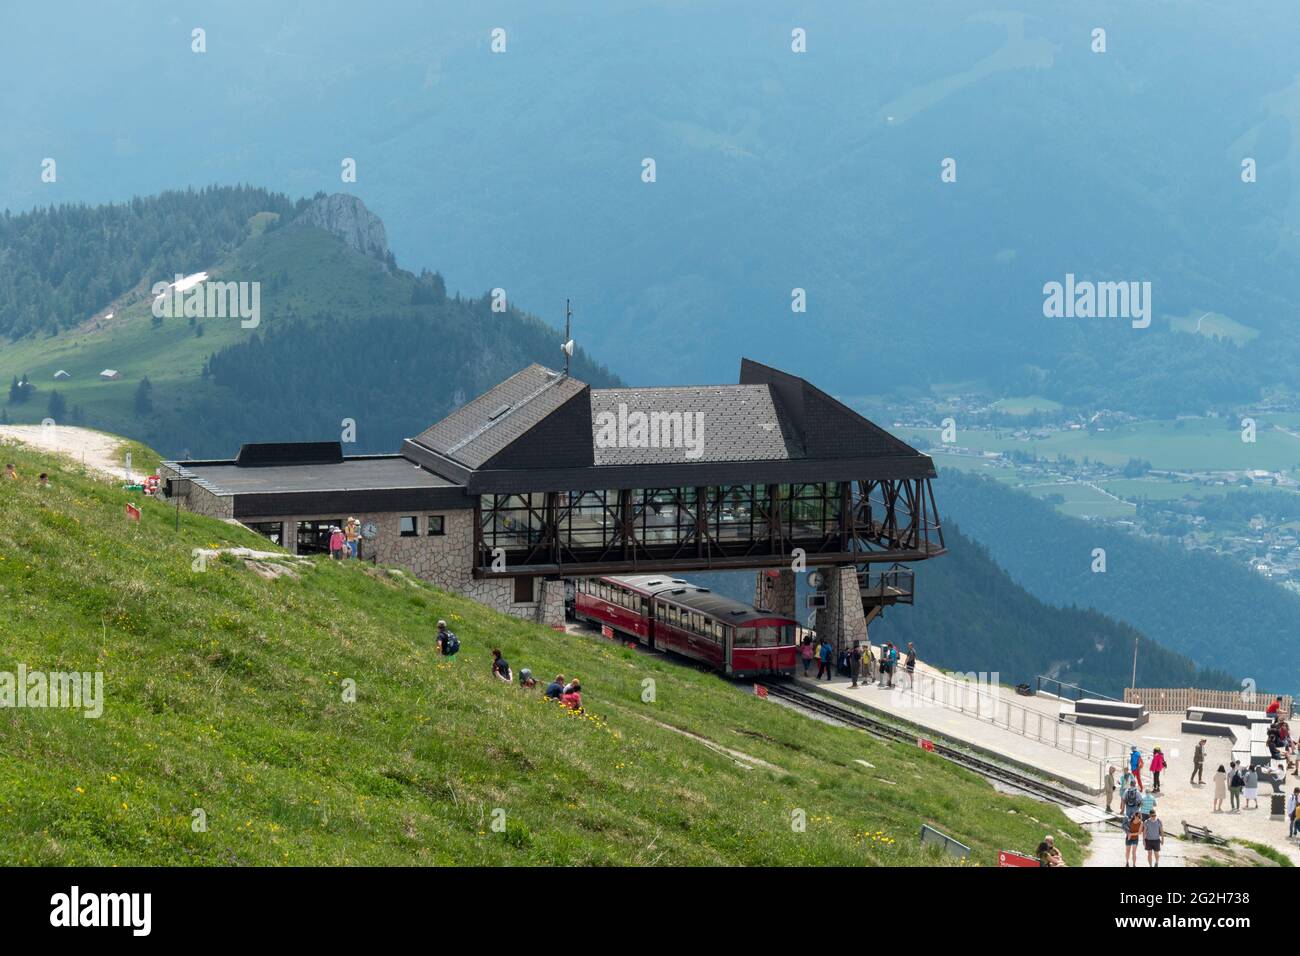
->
[160,359,944,647]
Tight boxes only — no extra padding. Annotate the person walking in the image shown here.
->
[1287,787,1299,839]
[1190,739,1206,785]
[344,517,360,559]
[1228,762,1244,812]
[328,525,346,560]
[1104,765,1118,813]
[904,642,917,688]
[849,641,863,688]
[1212,765,1227,812]
[1150,747,1166,794]
[800,637,815,677]
[816,638,833,681]
[1143,810,1164,867]
[1244,766,1259,810]
[1122,779,1141,825]
[1129,747,1144,791]
[1124,811,1142,867]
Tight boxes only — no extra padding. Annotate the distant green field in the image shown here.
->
[990,395,1063,415]
[1020,481,1136,518]
[1169,309,1260,345]
[910,418,1300,473]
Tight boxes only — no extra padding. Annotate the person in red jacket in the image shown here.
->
[561,679,583,711]
[1150,747,1166,793]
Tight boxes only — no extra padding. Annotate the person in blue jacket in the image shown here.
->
[816,638,834,680]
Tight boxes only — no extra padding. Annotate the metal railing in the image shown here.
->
[1035,675,1119,703]
[888,667,1141,789]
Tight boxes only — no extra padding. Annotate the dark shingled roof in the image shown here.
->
[402,358,934,490]
[412,364,587,469]
[590,384,798,465]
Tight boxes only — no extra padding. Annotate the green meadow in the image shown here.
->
[0,437,1085,866]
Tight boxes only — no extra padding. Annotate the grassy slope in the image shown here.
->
[0,438,1085,866]
[0,221,404,427]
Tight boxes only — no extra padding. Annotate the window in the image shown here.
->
[756,626,781,647]
[400,516,418,537]
[734,627,755,647]
[247,521,283,546]
[296,519,342,555]
[426,515,445,536]
[513,576,536,604]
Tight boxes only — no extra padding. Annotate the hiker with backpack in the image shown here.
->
[1128,747,1144,791]
[1121,779,1141,825]
[436,619,460,659]
[1228,762,1245,812]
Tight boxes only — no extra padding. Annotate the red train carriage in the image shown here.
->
[573,574,799,678]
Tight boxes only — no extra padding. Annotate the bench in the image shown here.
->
[1181,820,1228,846]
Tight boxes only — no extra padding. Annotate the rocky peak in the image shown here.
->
[296,193,390,265]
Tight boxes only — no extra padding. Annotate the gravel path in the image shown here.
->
[0,425,130,480]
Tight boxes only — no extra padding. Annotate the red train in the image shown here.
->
[572,573,800,678]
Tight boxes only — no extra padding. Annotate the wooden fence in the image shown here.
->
[1124,687,1292,715]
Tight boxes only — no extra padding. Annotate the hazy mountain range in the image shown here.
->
[6,1,1300,413]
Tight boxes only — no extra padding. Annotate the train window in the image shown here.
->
[783,625,795,643]
[757,626,780,647]
[733,627,755,647]
[713,621,723,642]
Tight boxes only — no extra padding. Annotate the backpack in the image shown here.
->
[442,632,460,655]
[1124,788,1140,808]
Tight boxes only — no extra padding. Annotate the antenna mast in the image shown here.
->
[562,298,574,375]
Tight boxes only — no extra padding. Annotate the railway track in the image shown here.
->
[762,681,1092,808]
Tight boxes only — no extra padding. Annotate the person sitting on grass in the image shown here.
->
[561,679,583,711]
[37,472,49,488]
[435,620,459,658]
[517,668,537,689]
[544,674,565,699]
[1035,835,1066,867]
[4,463,17,481]
[490,648,513,683]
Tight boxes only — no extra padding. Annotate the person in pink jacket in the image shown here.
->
[328,525,346,560]
[799,636,815,676]
[1150,748,1166,793]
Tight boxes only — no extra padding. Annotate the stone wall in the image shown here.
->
[753,568,797,618]
[218,504,553,624]
[158,464,235,520]
[814,565,868,653]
